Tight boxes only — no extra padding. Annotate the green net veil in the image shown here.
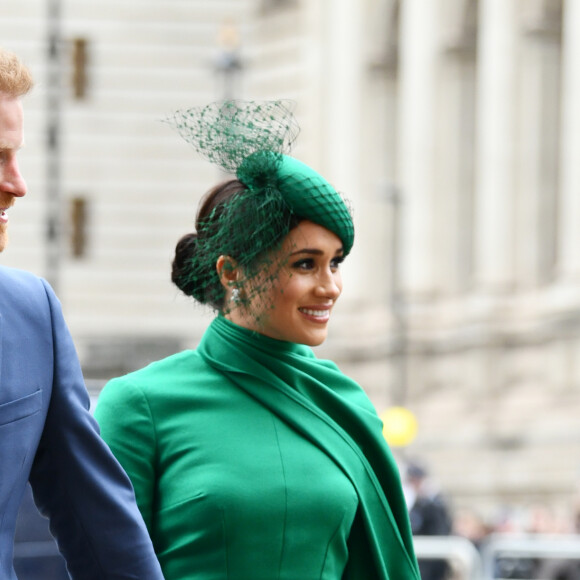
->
[166,100,354,316]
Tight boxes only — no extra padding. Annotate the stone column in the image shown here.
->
[436,0,478,294]
[319,0,365,300]
[557,0,580,283]
[322,0,362,194]
[397,0,438,298]
[516,5,562,287]
[473,0,519,292]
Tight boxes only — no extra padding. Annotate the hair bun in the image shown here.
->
[172,233,211,302]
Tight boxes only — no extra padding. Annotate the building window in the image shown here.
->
[259,0,297,14]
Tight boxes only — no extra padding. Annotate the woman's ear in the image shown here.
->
[216,255,240,290]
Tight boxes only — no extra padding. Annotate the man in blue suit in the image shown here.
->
[0,47,164,579]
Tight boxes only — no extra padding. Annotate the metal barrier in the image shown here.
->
[413,535,484,580]
[480,533,580,580]
[413,534,580,580]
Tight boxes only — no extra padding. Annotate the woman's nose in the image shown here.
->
[316,270,342,299]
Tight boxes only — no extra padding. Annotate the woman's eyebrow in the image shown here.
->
[289,247,344,257]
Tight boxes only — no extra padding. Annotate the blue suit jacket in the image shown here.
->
[0,265,164,579]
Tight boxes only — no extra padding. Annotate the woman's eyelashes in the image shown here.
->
[291,258,315,270]
[290,255,344,271]
[330,256,344,269]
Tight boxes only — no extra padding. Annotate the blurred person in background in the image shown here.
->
[95,100,421,580]
[525,503,580,580]
[0,46,163,579]
[452,507,490,552]
[404,460,453,580]
[525,502,569,534]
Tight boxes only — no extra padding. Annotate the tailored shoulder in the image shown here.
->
[0,264,45,291]
[106,349,205,390]
[0,265,53,316]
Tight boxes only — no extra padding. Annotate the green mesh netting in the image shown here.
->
[166,100,299,173]
[165,100,354,315]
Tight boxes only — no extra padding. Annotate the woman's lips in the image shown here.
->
[298,306,332,322]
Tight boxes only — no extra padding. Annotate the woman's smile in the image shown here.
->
[298,305,332,323]
[228,220,344,346]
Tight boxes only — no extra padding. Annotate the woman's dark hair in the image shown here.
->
[172,179,303,310]
[172,180,245,309]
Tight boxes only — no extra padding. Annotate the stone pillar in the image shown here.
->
[320,0,365,301]
[435,0,478,294]
[557,0,580,283]
[397,0,438,298]
[473,0,519,292]
[322,0,362,195]
[516,4,562,287]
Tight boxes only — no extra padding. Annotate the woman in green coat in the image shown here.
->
[95,101,420,580]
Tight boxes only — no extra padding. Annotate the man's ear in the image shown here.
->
[216,255,240,290]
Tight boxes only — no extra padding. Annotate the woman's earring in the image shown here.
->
[230,287,241,304]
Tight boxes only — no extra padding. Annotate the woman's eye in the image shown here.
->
[292,259,314,270]
[331,256,344,270]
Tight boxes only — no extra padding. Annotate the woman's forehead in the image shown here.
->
[282,221,343,252]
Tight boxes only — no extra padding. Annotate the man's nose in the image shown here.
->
[1,158,27,197]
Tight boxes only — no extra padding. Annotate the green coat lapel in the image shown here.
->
[199,316,420,580]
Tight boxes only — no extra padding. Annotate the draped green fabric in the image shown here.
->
[198,316,420,580]
[96,315,420,579]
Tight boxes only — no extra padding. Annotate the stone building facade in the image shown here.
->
[2,0,579,520]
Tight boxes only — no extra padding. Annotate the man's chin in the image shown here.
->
[0,228,8,253]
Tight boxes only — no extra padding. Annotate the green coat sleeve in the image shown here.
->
[94,378,157,535]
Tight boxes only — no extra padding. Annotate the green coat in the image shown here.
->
[95,316,419,580]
